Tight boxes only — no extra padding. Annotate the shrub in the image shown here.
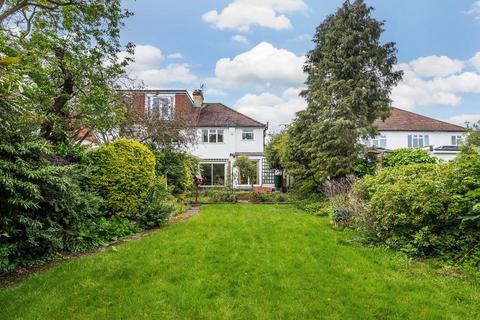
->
[354,161,480,263]
[0,163,103,272]
[153,148,199,195]
[209,189,237,203]
[90,139,156,218]
[138,178,176,228]
[353,153,378,177]
[383,148,437,168]
[250,192,289,203]
[68,217,141,252]
[303,202,333,216]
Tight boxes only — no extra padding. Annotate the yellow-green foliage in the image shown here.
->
[90,139,156,217]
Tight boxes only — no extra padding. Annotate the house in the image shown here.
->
[366,107,466,161]
[123,89,274,189]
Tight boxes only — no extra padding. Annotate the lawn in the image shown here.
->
[1,204,479,319]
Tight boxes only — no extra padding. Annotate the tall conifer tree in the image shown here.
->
[285,0,402,191]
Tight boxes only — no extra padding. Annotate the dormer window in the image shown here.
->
[145,94,175,120]
[242,129,254,141]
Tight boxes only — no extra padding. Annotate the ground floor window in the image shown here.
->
[239,160,259,185]
[201,163,226,186]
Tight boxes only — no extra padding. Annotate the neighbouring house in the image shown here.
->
[122,89,275,189]
[365,107,466,161]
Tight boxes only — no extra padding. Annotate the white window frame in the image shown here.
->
[371,135,387,148]
[451,135,463,146]
[145,94,175,120]
[237,160,260,186]
[201,129,224,143]
[200,162,226,186]
[408,134,429,148]
[242,129,254,141]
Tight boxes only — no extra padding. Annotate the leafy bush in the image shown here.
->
[68,217,141,252]
[138,178,176,228]
[303,202,333,216]
[209,189,237,203]
[383,148,437,168]
[353,153,378,177]
[354,160,480,264]
[0,163,104,272]
[250,192,289,203]
[90,139,156,218]
[153,148,199,195]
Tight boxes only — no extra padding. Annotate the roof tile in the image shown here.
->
[197,103,265,127]
[375,108,465,132]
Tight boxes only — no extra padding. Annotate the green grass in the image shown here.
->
[1,204,479,319]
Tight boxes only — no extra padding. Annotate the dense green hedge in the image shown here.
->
[90,139,156,218]
[354,150,480,265]
[383,148,437,168]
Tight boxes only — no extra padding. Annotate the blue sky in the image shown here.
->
[120,0,480,129]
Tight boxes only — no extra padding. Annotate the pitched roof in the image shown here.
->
[374,107,465,132]
[197,103,265,128]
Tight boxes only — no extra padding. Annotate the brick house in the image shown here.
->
[122,89,274,188]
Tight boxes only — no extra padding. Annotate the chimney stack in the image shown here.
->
[192,89,204,107]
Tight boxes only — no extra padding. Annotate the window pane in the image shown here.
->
[413,135,419,148]
[242,130,254,140]
[408,135,412,148]
[424,135,429,146]
[201,164,212,185]
[202,130,208,142]
[380,136,387,148]
[451,136,456,145]
[212,164,225,186]
[217,130,224,143]
[209,130,217,143]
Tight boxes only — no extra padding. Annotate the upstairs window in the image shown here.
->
[371,135,387,148]
[451,135,463,146]
[408,134,429,148]
[202,129,224,143]
[145,94,175,120]
[242,129,254,141]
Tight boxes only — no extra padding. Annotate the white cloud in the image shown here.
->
[234,87,306,129]
[202,0,307,32]
[471,52,480,70]
[447,114,480,126]
[410,55,464,78]
[167,53,184,59]
[468,1,480,20]
[391,53,480,109]
[214,42,306,88]
[118,45,164,72]
[119,45,196,88]
[232,34,250,45]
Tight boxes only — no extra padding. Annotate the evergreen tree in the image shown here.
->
[285,0,402,191]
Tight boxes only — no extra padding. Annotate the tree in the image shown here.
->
[284,0,402,191]
[234,156,257,189]
[1,0,133,145]
[265,131,288,170]
[117,91,198,150]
